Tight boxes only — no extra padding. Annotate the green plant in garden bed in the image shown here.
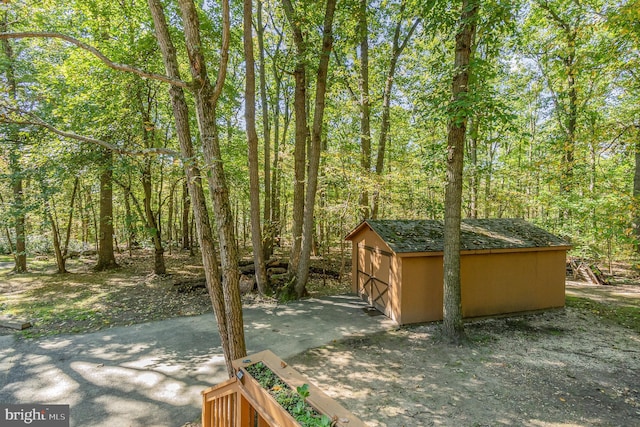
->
[245,362,333,427]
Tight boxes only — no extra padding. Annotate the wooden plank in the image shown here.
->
[234,350,367,427]
[0,317,31,330]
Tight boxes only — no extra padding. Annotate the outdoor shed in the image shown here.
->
[345,219,571,325]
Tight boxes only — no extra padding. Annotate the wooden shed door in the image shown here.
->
[357,244,392,316]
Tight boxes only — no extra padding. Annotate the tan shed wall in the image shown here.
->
[389,254,401,323]
[349,227,402,323]
[350,227,391,294]
[460,250,566,318]
[348,226,566,326]
[398,256,443,324]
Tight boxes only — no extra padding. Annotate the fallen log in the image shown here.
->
[174,274,257,294]
[0,316,32,330]
[174,278,207,293]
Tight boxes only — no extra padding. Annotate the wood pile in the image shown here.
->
[173,258,342,293]
[566,258,610,285]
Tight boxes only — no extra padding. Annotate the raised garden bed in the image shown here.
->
[202,350,366,427]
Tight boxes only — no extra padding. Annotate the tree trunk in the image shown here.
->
[371,4,420,219]
[293,0,338,297]
[271,45,287,253]
[282,0,309,279]
[563,32,577,210]
[442,0,478,343]
[167,181,175,255]
[177,0,246,364]
[62,177,79,261]
[95,148,118,270]
[0,194,15,261]
[10,152,26,273]
[137,84,167,274]
[257,0,273,261]
[468,115,479,219]
[182,181,191,249]
[358,0,371,219]
[122,183,136,256]
[634,128,640,253]
[2,19,27,273]
[50,205,66,274]
[244,0,269,294]
[142,157,166,274]
[536,2,578,219]
[47,177,78,274]
[148,0,246,375]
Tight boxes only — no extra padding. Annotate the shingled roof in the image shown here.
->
[349,218,570,253]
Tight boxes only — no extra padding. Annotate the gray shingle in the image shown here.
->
[364,218,570,253]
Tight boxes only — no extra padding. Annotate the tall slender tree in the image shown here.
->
[244,0,269,294]
[1,14,27,273]
[442,0,479,342]
[147,0,246,375]
[357,0,371,219]
[281,0,338,297]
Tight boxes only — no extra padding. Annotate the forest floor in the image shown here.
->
[0,248,350,337]
[1,250,639,426]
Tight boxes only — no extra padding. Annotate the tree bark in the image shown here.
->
[1,18,27,273]
[270,31,286,254]
[138,86,167,275]
[0,193,15,262]
[95,148,118,270]
[9,151,26,273]
[468,116,479,218]
[176,0,246,364]
[47,176,79,274]
[244,0,269,294]
[371,4,420,219]
[634,127,640,253]
[62,177,79,261]
[536,1,578,218]
[293,0,338,297]
[442,0,478,343]
[147,0,245,376]
[256,0,273,261]
[181,181,191,249]
[45,196,66,274]
[282,0,309,279]
[142,157,166,274]
[358,0,371,219]
[167,180,175,255]
[122,183,136,256]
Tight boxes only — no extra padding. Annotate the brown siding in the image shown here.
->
[350,227,397,320]
[461,250,566,318]
[348,225,566,325]
[399,256,443,324]
[389,253,401,323]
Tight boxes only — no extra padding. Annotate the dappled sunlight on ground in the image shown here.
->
[290,308,639,426]
[566,281,640,308]
[2,293,394,426]
[0,317,232,426]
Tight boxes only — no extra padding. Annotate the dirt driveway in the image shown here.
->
[289,283,640,427]
[566,280,640,307]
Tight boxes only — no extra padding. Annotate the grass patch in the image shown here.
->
[566,295,640,333]
[1,250,215,338]
[2,279,112,338]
